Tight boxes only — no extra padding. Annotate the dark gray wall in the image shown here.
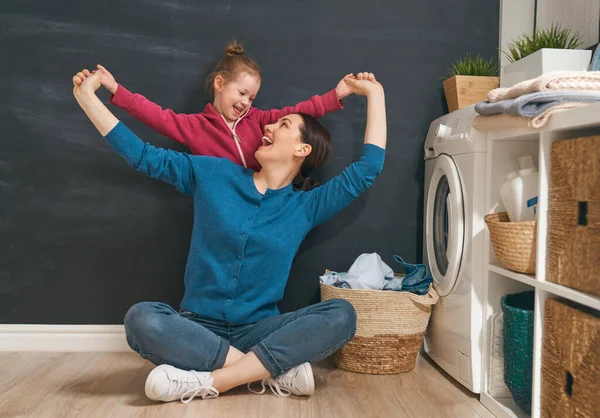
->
[0,0,499,323]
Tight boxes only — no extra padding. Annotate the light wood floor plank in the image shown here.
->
[37,353,147,418]
[0,352,493,418]
[0,353,97,418]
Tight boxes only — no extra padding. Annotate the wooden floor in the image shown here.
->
[0,352,494,418]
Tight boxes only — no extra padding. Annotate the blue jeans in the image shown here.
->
[124,299,356,377]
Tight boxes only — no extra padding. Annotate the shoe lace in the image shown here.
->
[247,369,297,398]
[168,371,219,403]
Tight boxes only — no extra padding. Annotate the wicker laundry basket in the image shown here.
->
[485,212,537,274]
[320,282,438,374]
[548,135,600,296]
[541,298,600,418]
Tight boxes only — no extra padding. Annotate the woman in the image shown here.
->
[72,69,386,403]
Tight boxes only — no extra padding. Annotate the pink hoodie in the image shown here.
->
[110,85,343,171]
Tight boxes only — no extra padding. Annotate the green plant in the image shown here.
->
[447,53,499,77]
[502,23,584,63]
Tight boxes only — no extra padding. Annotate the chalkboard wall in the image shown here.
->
[0,0,499,323]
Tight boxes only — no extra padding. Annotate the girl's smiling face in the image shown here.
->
[214,72,260,123]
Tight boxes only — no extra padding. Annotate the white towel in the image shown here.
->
[488,71,600,103]
[342,253,394,290]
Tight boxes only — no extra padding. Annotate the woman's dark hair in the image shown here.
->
[205,41,261,98]
[293,113,332,191]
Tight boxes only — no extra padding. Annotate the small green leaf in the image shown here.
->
[447,53,499,77]
[500,22,583,63]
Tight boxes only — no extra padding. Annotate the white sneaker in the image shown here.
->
[247,362,314,398]
[145,364,219,403]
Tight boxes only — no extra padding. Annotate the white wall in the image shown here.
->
[499,0,536,67]
[537,0,600,49]
[499,0,600,67]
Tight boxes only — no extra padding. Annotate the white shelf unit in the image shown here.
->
[481,103,600,418]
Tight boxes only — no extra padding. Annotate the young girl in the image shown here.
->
[81,42,353,171]
[72,69,385,402]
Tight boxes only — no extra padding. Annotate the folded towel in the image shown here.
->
[472,114,532,131]
[529,102,588,128]
[472,102,588,131]
[488,71,600,103]
[475,91,600,117]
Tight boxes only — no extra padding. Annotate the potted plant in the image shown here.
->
[500,23,590,87]
[443,53,499,112]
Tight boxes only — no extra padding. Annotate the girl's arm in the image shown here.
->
[73,69,196,196]
[96,65,203,148]
[248,74,354,127]
[304,73,387,228]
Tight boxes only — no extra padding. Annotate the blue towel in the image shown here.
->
[387,255,433,295]
[475,91,600,117]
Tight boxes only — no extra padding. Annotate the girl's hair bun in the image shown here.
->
[225,42,244,56]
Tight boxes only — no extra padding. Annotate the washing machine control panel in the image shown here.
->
[425,106,486,158]
[435,124,452,141]
[435,124,470,142]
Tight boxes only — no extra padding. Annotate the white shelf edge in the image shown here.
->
[488,263,600,312]
[537,281,600,312]
[489,263,537,287]
[486,102,600,141]
[481,392,530,418]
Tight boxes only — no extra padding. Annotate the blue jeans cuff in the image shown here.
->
[251,342,283,377]
[213,337,231,370]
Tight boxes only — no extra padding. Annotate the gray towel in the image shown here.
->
[475,91,600,117]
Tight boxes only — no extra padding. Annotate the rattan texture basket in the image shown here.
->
[548,135,600,296]
[320,283,438,374]
[485,212,537,274]
[541,298,600,417]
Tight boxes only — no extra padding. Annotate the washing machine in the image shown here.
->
[422,105,486,393]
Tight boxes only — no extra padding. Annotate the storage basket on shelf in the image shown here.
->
[320,282,438,374]
[541,298,600,418]
[502,291,535,415]
[485,212,537,274]
[548,135,600,297]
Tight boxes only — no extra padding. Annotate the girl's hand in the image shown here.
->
[72,69,102,97]
[343,72,382,96]
[335,73,356,100]
[96,64,119,95]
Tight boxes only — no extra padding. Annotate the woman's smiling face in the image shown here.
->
[255,114,310,164]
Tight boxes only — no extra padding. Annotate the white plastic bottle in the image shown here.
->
[511,155,539,222]
[499,160,519,221]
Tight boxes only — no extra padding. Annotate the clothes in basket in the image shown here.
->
[319,253,432,295]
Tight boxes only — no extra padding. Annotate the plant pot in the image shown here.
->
[500,48,592,88]
[443,75,499,113]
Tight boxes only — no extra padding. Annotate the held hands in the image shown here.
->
[72,65,118,95]
[335,73,356,100]
[95,65,118,95]
[72,69,102,97]
[343,72,383,97]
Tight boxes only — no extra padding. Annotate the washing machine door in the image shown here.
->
[426,154,464,297]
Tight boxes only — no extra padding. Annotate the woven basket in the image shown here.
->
[548,135,600,296]
[502,291,535,415]
[541,299,600,418]
[320,282,438,374]
[485,212,537,274]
